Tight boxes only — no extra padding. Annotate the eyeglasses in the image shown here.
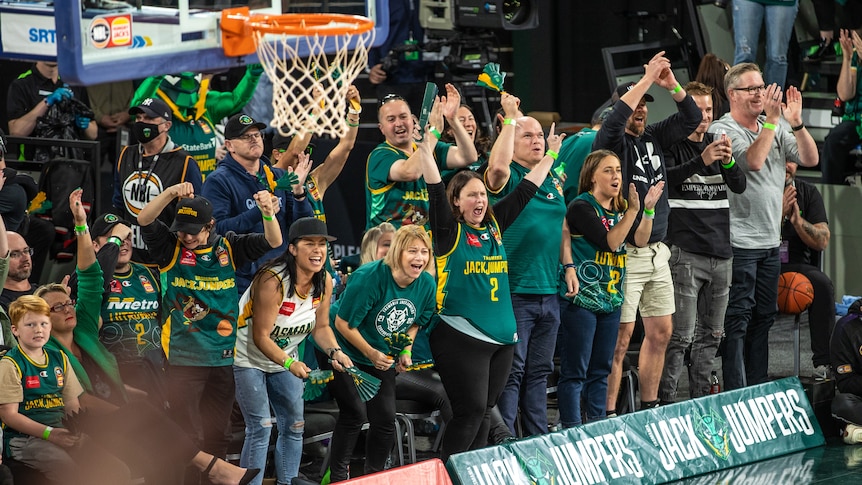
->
[378,93,406,109]
[9,247,34,259]
[49,300,76,313]
[732,85,767,95]
[235,132,262,142]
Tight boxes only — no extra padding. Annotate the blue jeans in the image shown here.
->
[721,247,780,390]
[660,246,732,401]
[732,0,799,87]
[558,300,620,427]
[233,366,304,485]
[498,294,560,436]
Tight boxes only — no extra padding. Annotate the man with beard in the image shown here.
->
[594,51,701,413]
[710,63,819,390]
[0,232,35,311]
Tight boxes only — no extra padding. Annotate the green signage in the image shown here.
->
[447,377,824,484]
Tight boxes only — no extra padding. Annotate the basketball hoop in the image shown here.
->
[221,8,375,138]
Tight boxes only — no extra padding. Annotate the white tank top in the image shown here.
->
[234,263,319,372]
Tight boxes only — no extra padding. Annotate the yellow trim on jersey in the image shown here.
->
[160,240,183,273]
[162,316,172,360]
[483,165,511,196]
[237,268,283,330]
[365,141,416,194]
[435,227,461,311]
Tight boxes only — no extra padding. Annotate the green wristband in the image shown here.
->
[399,349,412,356]
[546,150,559,160]
[671,84,682,94]
[429,127,442,139]
[503,118,516,126]
[42,426,53,440]
[107,236,122,247]
[346,117,360,127]
[762,122,777,131]
[721,158,736,170]
[283,356,295,369]
[262,214,274,221]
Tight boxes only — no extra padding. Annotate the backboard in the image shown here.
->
[0,0,387,85]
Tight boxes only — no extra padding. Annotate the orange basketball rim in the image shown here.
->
[221,7,375,57]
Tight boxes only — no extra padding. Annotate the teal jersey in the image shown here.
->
[1,347,71,446]
[160,237,240,366]
[559,128,597,204]
[100,263,161,364]
[305,175,338,279]
[440,152,487,184]
[365,140,450,231]
[560,193,627,313]
[167,115,219,179]
[435,217,517,344]
[332,259,436,366]
[488,161,566,294]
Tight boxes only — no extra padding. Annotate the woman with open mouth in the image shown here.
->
[323,224,436,482]
[417,94,564,459]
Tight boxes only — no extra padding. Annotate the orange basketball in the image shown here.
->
[778,272,815,314]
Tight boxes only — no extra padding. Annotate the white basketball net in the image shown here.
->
[255,27,374,138]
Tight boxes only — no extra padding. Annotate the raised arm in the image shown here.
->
[837,30,860,102]
[523,123,564,187]
[744,84,783,171]
[253,190,282,248]
[633,182,665,247]
[621,51,670,111]
[441,83,479,168]
[485,93,522,191]
[782,86,819,168]
[70,188,95,271]
[137,182,194,227]
[310,85,362,195]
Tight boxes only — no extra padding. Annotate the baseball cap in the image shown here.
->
[169,196,213,234]
[614,82,654,103]
[224,114,267,140]
[272,132,292,151]
[288,217,337,243]
[91,212,131,238]
[129,98,172,122]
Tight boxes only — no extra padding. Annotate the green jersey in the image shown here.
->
[1,347,73,446]
[560,193,627,313]
[100,262,161,364]
[488,161,566,294]
[333,259,436,366]
[365,140,451,231]
[435,217,517,344]
[160,237,240,366]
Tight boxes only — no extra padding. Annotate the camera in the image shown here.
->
[419,0,539,32]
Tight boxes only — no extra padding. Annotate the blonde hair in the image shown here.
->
[724,62,761,93]
[383,225,433,274]
[34,283,69,299]
[359,222,396,265]
[9,295,50,327]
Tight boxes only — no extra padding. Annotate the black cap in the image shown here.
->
[272,132,292,150]
[169,196,213,234]
[225,114,267,140]
[129,98,172,122]
[288,217,336,243]
[91,212,131,237]
[614,82,654,102]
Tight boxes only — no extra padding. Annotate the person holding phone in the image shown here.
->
[657,82,746,403]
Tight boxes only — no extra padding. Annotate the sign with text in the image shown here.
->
[447,378,824,484]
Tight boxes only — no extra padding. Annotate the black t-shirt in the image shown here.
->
[781,178,827,266]
[7,65,89,124]
[0,286,34,312]
[566,199,616,253]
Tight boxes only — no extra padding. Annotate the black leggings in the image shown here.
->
[395,368,453,423]
[430,322,514,461]
[317,349,396,482]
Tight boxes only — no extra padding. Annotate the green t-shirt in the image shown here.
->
[333,259,436,366]
[100,262,161,364]
[1,347,70,447]
[435,217,517,344]
[440,153,487,185]
[559,193,627,313]
[160,237,241,366]
[365,140,451,231]
[488,161,566,294]
[559,128,597,204]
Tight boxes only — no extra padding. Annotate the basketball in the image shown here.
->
[778,272,815,314]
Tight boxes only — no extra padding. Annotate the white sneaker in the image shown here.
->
[844,424,862,444]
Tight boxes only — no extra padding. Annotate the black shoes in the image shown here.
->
[804,39,836,63]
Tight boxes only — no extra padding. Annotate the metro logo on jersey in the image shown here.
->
[466,233,481,247]
[180,249,196,266]
[25,376,40,389]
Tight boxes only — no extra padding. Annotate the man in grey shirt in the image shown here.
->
[710,62,819,390]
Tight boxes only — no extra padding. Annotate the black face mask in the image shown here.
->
[133,121,162,143]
